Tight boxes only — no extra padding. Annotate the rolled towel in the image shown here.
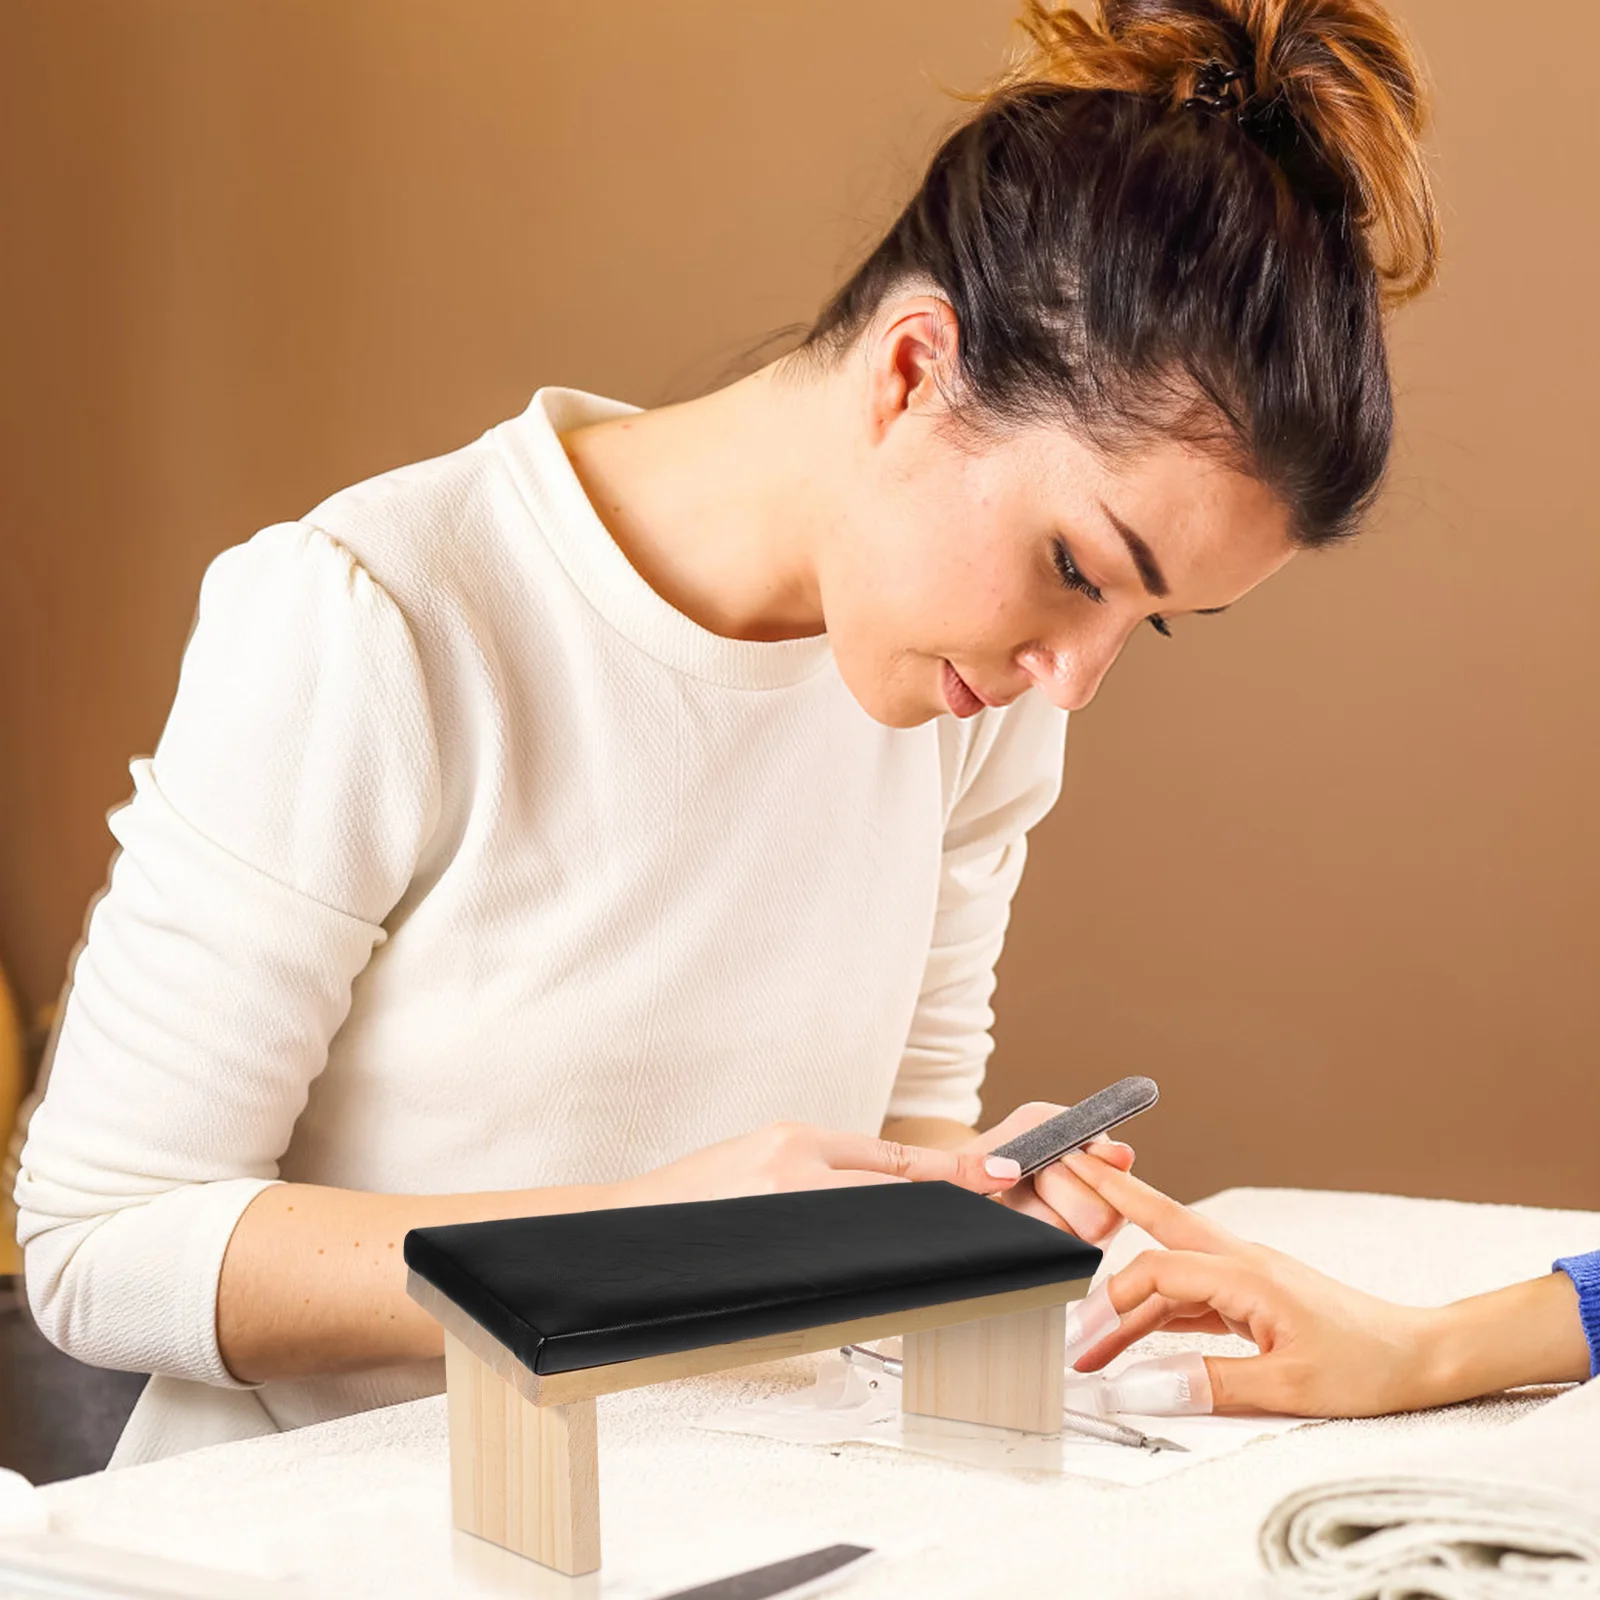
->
[1261,1379,1600,1600]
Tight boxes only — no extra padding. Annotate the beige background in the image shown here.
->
[1,1,1594,1209]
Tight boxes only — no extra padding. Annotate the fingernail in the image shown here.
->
[1061,1282,1119,1362]
[984,1155,1022,1180]
[1100,1352,1213,1417]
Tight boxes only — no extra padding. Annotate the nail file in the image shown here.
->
[989,1076,1160,1178]
[649,1544,876,1600]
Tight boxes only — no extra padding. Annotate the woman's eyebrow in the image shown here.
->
[1097,500,1169,599]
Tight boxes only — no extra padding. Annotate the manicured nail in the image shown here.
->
[1100,1352,1213,1417]
[984,1155,1022,1180]
[1061,1281,1119,1361]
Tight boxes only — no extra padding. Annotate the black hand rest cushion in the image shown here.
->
[405,1181,1100,1376]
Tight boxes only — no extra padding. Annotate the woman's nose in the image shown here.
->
[1018,633,1129,711]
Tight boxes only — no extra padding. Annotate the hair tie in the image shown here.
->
[1183,60,1247,117]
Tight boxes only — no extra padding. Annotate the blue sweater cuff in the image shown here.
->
[1553,1251,1600,1378]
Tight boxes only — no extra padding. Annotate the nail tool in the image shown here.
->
[649,1543,875,1599]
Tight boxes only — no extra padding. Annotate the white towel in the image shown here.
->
[0,1468,48,1538]
[1261,1379,1600,1599]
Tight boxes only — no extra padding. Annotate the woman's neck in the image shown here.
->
[559,362,837,643]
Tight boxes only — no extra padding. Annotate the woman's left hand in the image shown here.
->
[1054,1150,1591,1417]
[961,1102,1135,1245]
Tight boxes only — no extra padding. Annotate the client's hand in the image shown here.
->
[962,1103,1136,1246]
[1058,1152,1591,1417]
[619,1121,1023,1209]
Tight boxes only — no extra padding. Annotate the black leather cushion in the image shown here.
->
[405,1182,1100,1375]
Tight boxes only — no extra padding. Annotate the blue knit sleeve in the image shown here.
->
[1553,1251,1600,1378]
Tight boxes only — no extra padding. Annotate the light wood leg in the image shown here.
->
[443,1329,601,1575]
[901,1301,1065,1434]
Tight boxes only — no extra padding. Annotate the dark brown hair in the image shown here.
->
[803,0,1441,546]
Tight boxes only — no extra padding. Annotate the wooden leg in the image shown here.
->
[443,1330,602,1575]
[901,1301,1065,1434]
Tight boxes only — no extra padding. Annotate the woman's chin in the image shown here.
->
[836,663,943,729]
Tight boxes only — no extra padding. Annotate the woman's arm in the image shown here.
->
[216,1181,608,1381]
[1059,1152,1593,1417]
[16,527,446,1390]
[218,1124,1024,1383]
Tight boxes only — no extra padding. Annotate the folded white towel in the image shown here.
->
[1261,1379,1600,1599]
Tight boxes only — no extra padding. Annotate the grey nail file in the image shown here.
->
[649,1544,875,1600]
[989,1075,1160,1178]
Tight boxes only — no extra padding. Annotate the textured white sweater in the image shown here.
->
[14,388,1066,1464]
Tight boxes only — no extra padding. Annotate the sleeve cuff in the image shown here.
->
[1553,1252,1600,1379]
[19,1170,281,1388]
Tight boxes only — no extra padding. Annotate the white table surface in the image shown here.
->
[24,1187,1600,1600]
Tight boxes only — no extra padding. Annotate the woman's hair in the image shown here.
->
[802,0,1441,546]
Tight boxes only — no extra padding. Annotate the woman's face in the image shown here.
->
[815,299,1298,728]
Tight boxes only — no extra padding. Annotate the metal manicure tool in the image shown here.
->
[1052,1405,1189,1455]
[840,1343,1189,1454]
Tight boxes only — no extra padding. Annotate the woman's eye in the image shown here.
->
[1147,615,1173,637]
[1051,539,1104,604]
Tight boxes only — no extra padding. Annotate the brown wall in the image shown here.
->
[2,2,1595,1209]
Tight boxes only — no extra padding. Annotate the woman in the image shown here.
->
[14,0,1439,1464]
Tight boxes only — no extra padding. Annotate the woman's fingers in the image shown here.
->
[997,1182,1071,1232]
[976,1101,1066,1145]
[1029,1159,1127,1244]
[1084,1136,1136,1171]
[819,1129,1021,1194]
[1060,1150,1240,1255]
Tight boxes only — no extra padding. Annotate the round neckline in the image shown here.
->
[495,387,835,691]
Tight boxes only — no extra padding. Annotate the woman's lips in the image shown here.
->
[942,661,986,719]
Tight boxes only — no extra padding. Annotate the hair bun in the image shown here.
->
[1010,0,1440,303]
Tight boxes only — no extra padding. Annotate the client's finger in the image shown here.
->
[1108,1249,1267,1345]
[1060,1151,1240,1255]
[1200,1352,1322,1417]
[1067,1289,1181,1370]
[1069,1294,1232,1370]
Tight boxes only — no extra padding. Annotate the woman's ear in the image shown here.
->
[861,294,962,440]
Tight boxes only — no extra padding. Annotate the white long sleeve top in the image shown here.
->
[14,388,1067,1464]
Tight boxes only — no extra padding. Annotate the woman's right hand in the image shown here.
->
[615,1120,1024,1209]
